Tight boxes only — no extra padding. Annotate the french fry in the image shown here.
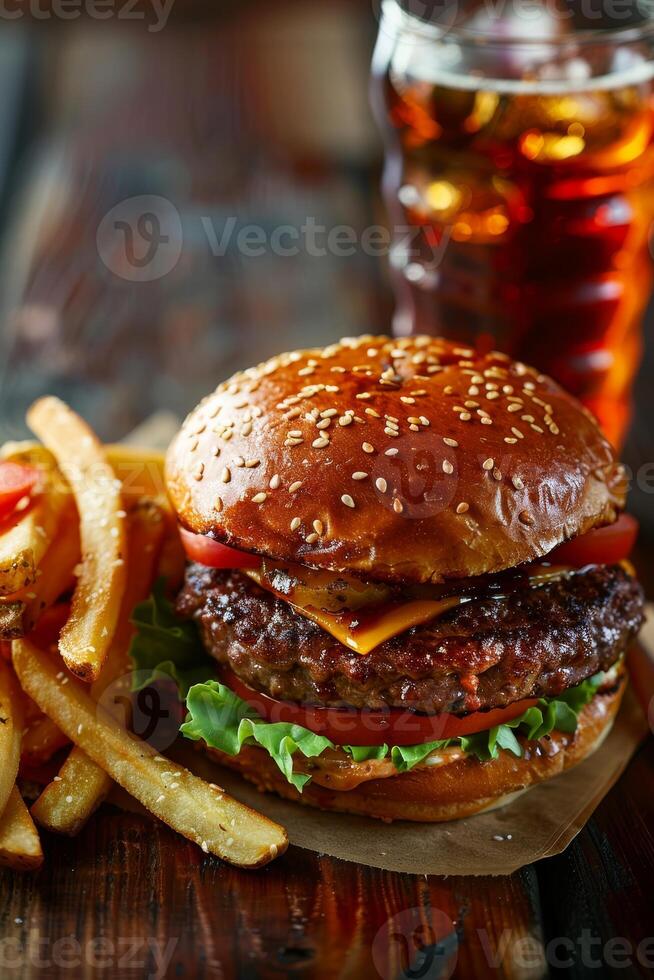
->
[2,442,167,505]
[0,601,25,639]
[0,471,70,596]
[26,398,127,682]
[0,787,43,871]
[14,639,288,868]
[22,510,80,633]
[105,446,167,502]
[33,498,166,833]
[0,660,22,820]
[21,716,69,767]
[31,749,111,836]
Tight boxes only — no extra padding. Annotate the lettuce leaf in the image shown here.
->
[129,585,607,792]
[128,579,213,697]
[181,682,333,791]
[181,674,603,790]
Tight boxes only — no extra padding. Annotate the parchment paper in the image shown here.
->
[171,611,653,877]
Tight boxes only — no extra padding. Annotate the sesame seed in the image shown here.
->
[316,418,331,430]
[285,407,302,419]
[313,519,323,534]
[365,407,381,418]
[305,532,319,544]
[481,417,493,425]
[339,415,352,426]
[459,412,472,421]
[400,396,415,404]
[352,471,368,480]
[312,436,330,448]
[220,467,231,483]
[456,502,469,514]
[442,460,454,474]
[504,437,518,444]
[362,442,375,454]
[234,456,245,467]
[385,447,399,456]
[289,481,303,493]
[519,510,535,526]
[290,517,301,531]
[241,422,252,436]
[376,477,387,493]
[511,427,525,439]
[483,458,494,470]
[288,429,303,439]
[321,409,338,418]
[269,474,281,490]
[393,497,404,514]
[531,424,544,434]
[356,392,371,400]
[252,492,267,504]
[487,391,500,400]
[443,437,458,447]
[493,468,502,481]
[193,464,204,481]
[213,496,223,512]
[512,475,525,490]
[341,494,355,509]
[384,428,399,438]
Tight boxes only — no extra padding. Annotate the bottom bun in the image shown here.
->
[205,677,626,823]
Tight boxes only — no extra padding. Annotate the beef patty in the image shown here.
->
[177,563,644,714]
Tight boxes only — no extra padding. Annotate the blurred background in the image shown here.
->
[0,0,651,577]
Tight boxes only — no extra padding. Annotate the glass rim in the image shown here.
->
[385,0,654,47]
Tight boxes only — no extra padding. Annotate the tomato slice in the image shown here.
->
[179,527,261,569]
[547,513,639,568]
[222,668,538,747]
[0,462,39,521]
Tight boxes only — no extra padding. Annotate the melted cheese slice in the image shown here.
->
[245,568,467,654]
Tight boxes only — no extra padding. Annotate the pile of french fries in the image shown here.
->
[0,397,287,870]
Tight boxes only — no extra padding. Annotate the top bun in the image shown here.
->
[165,336,626,584]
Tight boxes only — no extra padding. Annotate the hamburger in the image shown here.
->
[163,335,644,822]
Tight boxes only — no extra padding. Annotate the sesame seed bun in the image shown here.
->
[204,676,625,823]
[165,335,626,584]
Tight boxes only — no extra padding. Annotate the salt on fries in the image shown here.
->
[14,640,288,868]
[33,499,166,835]
[0,788,43,871]
[26,398,127,682]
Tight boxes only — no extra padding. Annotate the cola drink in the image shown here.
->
[372,0,654,445]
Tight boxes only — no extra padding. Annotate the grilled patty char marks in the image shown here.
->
[177,563,644,714]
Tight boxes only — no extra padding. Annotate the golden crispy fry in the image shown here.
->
[105,446,167,501]
[32,498,166,833]
[26,398,127,682]
[0,601,25,639]
[22,510,80,633]
[0,787,44,870]
[0,468,70,596]
[21,716,69,767]
[0,660,22,819]
[31,750,111,836]
[14,639,288,868]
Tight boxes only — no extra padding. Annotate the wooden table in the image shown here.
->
[1,729,653,979]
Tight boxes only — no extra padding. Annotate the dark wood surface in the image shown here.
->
[1,733,653,978]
